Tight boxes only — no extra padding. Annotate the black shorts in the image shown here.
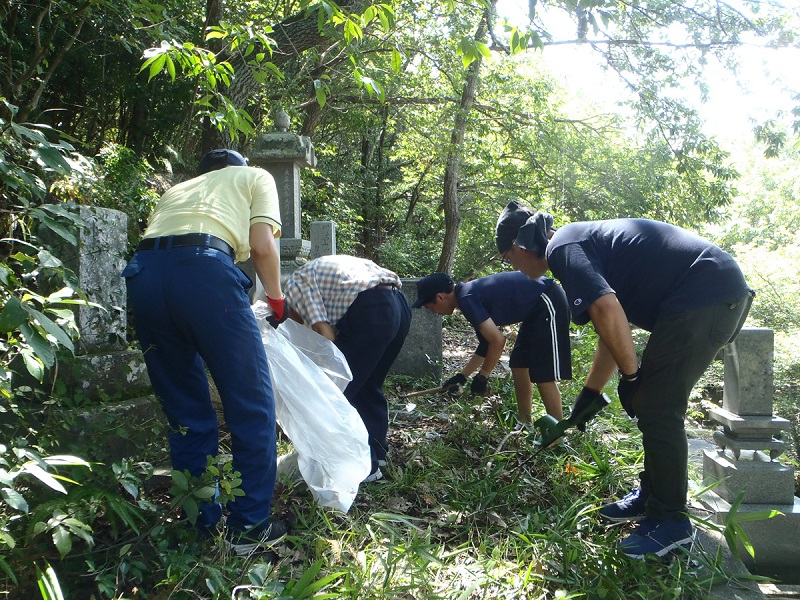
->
[508,283,572,382]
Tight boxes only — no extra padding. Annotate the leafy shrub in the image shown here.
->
[50,142,160,243]
[1,100,93,387]
[0,438,91,593]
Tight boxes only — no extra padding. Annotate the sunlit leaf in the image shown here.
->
[27,308,74,353]
[1,488,28,512]
[52,525,72,559]
[43,455,91,468]
[20,348,45,381]
[22,462,67,494]
[314,80,327,108]
[391,48,402,74]
[19,322,55,368]
[476,41,491,59]
[36,561,64,600]
[165,55,176,81]
[147,54,168,82]
[36,147,71,173]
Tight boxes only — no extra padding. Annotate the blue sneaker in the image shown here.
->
[618,517,694,559]
[598,488,648,523]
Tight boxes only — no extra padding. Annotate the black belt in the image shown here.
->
[137,233,235,259]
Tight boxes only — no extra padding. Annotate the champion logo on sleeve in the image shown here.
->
[573,298,583,307]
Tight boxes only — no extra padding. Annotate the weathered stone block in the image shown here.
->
[40,205,129,354]
[700,489,800,584]
[703,449,795,504]
[279,238,311,262]
[310,221,336,258]
[251,132,316,167]
[391,278,442,379]
[65,350,152,403]
[723,328,774,416]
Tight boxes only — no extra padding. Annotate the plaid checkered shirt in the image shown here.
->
[284,255,402,327]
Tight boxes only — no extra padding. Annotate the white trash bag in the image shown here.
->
[277,319,352,392]
[252,302,370,512]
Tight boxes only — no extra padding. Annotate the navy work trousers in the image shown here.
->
[335,286,411,470]
[122,245,277,532]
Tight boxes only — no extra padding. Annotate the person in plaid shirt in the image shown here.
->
[284,255,411,482]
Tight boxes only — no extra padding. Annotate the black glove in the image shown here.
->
[470,373,489,396]
[569,386,601,432]
[617,369,641,418]
[266,313,288,328]
[442,373,467,396]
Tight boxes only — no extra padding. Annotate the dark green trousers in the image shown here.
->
[633,293,751,520]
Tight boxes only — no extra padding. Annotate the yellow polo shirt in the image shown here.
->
[143,166,281,263]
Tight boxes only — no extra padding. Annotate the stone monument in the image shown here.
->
[34,206,159,460]
[395,278,442,380]
[701,327,800,583]
[249,107,316,266]
[38,206,151,402]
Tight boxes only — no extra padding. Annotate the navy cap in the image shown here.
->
[412,272,455,308]
[198,149,247,174]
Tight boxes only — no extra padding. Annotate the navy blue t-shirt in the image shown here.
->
[456,272,551,355]
[545,219,749,331]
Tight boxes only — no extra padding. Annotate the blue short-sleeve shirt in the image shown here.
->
[455,272,553,355]
[545,219,749,331]
[456,271,550,328]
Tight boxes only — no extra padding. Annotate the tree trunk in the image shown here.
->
[436,4,494,274]
[11,6,89,123]
[200,0,225,154]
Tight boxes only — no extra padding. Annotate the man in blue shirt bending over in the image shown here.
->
[413,271,572,424]
[495,200,752,559]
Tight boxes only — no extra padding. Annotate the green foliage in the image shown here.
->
[707,137,800,465]
[36,561,65,600]
[0,320,786,597]
[50,143,160,239]
[168,456,245,526]
[141,39,258,142]
[0,439,91,581]
[710,143,800,325]
[1,101,74,206]
[1,103,98,386]
[0,0,798,595]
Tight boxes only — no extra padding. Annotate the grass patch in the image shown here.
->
[4,331,791,597]
[236,379,760,600]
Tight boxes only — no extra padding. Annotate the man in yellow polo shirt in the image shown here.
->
[122,149,286,554]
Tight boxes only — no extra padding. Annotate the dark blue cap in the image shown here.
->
[412,272,455,308]
[495,201,554,257]
[198,149,247,174]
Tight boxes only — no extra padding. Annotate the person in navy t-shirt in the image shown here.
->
[495,201,752,559]
[412,271,572,424]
